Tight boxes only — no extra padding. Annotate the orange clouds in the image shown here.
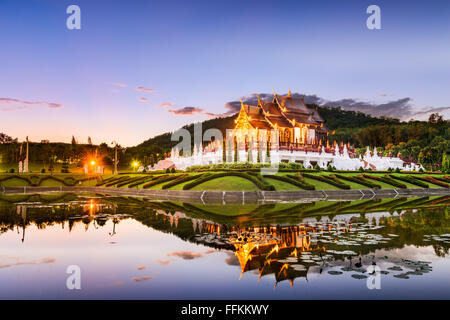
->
[0,98,62,112]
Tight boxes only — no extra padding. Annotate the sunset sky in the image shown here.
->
[1,0,449,146]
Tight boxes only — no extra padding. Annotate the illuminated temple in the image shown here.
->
[234,91,329,147]
[152,91,423,171]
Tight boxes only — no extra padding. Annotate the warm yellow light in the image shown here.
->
[90,161,96,166]
[133,162,138,167]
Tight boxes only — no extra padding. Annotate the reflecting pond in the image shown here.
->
[1,193,450,299]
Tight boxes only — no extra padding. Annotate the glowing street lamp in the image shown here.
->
[133,161,138,172]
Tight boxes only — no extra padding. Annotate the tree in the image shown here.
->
[0,133,16,144]
[87,137,92,145]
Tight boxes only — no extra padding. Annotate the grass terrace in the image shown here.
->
[1,165,449,192]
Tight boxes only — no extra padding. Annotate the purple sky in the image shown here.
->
[0,0,449,146]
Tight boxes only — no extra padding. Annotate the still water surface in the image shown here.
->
[1,193,449,299]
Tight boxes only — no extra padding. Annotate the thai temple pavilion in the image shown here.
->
[148,91,424,172]
[234,90,329,148]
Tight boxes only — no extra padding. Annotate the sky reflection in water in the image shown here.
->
[0,193,449,299]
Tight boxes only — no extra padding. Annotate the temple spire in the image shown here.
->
[288,89,291,97]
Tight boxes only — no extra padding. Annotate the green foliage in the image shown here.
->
[161,174,205,189]
[334,174,381,189]
[362,174,407,188]
[414,176,449,188]
[143,175,182,189]
[389,175,429,188]
[302,173,350,189]
[182,172,275,191]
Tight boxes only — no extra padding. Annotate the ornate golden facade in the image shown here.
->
[234,91,329,147]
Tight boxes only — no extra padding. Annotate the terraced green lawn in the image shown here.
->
[1,171,448,191]
[191,176,259,191]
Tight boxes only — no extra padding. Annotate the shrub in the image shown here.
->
[143,174,183,189]
[116,176,149,188]
[314,164,321,171]
[165,168,171,173]
[358,167,364,172]
[334,174,381,189]
[170,167,176,173]
[327,164,333,172]
[161,174,204,189]
[434,176,450,183]
[362,174,407,188]
[414,176,449,188]
[389,175,429,188]
[104,176,131,187]
[128,176,155,188]
[419,168,424,173]
[9,168,15,173]
[265,174,315,190]
[395,168,401,173]
[301,173,350,190]
[182,172,275,191]
[41,168,46,173]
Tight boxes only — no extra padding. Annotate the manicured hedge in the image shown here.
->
[363,175,407,188]
[104,176,131,187]
[414,176,449,188]
[116,176,149,188]
[127,176,155,188]
[274,174,315,190]
[389,175,429,188]
[301,173,350,190]
[334,174,381,189]
[143,175,184,189]
[0,174,94,187]
[434,176,450,183]
[182,172,275,190]
[97,176,126,186]
[161,174,205,189]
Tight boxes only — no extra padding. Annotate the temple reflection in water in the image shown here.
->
[1,193,449,287]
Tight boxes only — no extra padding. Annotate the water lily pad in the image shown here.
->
[388,266,403,271]
[328,270,343,275]
[351,274,367,279]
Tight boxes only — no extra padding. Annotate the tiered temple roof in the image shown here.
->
[235,91,329,132]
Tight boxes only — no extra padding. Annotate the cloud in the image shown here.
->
[166,249,215,260]
[139,97,149,103]
[0,257,55,269]
[111,281,124,286]
[168,106,204,115]
[136,86,156,92]
[137,265,146,270]
[155,259,172,266]
[113,82,127,87]
[0,98,62,112]
[132,276,153,282]
[160,102,175,108]
[216,92,449,121]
